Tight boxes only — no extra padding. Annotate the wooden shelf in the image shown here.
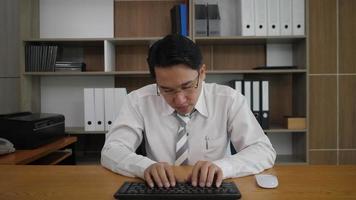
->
[19,0,309,165]
[23,69,306,76]
[23,71,149,76]
[195,36,306,45]
[207,69,307,74]
[264,128,307,133]
[66,126,306,135]
[0,136,77,165]
[108,37,162,45]
[66,127,107,134]
[30,150,72,165]
[24,39,104,46]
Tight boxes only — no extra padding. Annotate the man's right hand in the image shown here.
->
[144,162,176,188]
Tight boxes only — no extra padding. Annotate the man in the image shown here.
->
[101,34,276,188]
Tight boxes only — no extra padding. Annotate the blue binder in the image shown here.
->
[179,4,188,36]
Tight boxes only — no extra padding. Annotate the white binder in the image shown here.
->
[254,0,267,36]
[262,81,269,112]
[244,81,252,109]
[94,88,105,131]
[267,0,280,36]
[280,0,292,35]
[261,81,270,129]
[104,88,115,132]
[114,88,127,120]
[237,0,255,36]
[252,81,261,122]
[292,0,305,35]
[84,88,95,131]
[234,80,242,94]
[104,40,115,72]
[195,3,208,37]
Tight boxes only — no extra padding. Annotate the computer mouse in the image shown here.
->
[255,174,278,189]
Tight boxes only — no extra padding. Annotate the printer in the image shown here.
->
[0,112,65,149]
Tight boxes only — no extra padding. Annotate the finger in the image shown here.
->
[191,162,203,186]
[206,165,217,187]
[199,162,209,187]
[164,165,176,187]
[215,169,223,187]
[157,165,170,188]
[151,167,163,187]
[144,171,154,188]
[186,173,192,183]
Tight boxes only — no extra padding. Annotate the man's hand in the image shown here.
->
[144,162,176,188]
[190,161,223,187]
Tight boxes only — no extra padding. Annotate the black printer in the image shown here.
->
[0,112,65,149]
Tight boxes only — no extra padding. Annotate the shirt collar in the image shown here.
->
[194,82,209,118]
[160,82,209,118]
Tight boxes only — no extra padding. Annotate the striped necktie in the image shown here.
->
[174,112,193,166]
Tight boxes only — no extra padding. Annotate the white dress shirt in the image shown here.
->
[101,82,276,179]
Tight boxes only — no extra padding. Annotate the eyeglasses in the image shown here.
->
[156,73,200,96]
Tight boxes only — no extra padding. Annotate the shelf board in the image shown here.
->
[23,71,150,76]
[24,37,159,46]
[66,126,306,135]
[24,35,305,45]
[30,150,72,165]
[108,37,162,45]
[195,35,306,45]
[23,69,306,76]
[25,38,109,42]
[66,127,107,134]
[264,129,307,133]
[208,69,307,74]
[24,38,104,46]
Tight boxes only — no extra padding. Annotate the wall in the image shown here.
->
[0,0,20,114]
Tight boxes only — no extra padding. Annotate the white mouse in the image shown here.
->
[255,174,279,189]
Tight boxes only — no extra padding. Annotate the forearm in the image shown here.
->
[213,141,276,179]
[101,141,156,179]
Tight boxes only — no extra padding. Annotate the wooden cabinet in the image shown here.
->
[20,0,308,164]
[309,0,356,164]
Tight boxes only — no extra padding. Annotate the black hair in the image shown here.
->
[147,34,202,79]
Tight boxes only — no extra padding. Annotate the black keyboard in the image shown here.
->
[114,181,241,200]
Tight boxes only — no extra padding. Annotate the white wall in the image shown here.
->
[40,0,113,38]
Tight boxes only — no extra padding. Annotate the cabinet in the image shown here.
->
[20,0,308,164]
[309,0,356,164]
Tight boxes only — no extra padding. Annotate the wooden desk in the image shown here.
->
[0,165,355,200]
[0,136,77,165]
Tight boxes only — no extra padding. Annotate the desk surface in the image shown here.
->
[0,165,355,200]
[0,136,77,164]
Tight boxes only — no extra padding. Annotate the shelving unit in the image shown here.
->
[20,0,308,164]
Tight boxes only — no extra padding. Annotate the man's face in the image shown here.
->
[155,64,206,115]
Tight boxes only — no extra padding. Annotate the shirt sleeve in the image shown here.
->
[101,93,156,179]
[213,92,276,179]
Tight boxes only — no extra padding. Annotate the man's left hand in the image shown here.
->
[190,160,223,187]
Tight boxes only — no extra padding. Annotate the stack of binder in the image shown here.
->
[55,61,86,72]
[84,88,127,132]
[170,3,188,36]
[25,45,58,72]
[233,80,269,129]
[194,2,221,36]
[236,0,305,36]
